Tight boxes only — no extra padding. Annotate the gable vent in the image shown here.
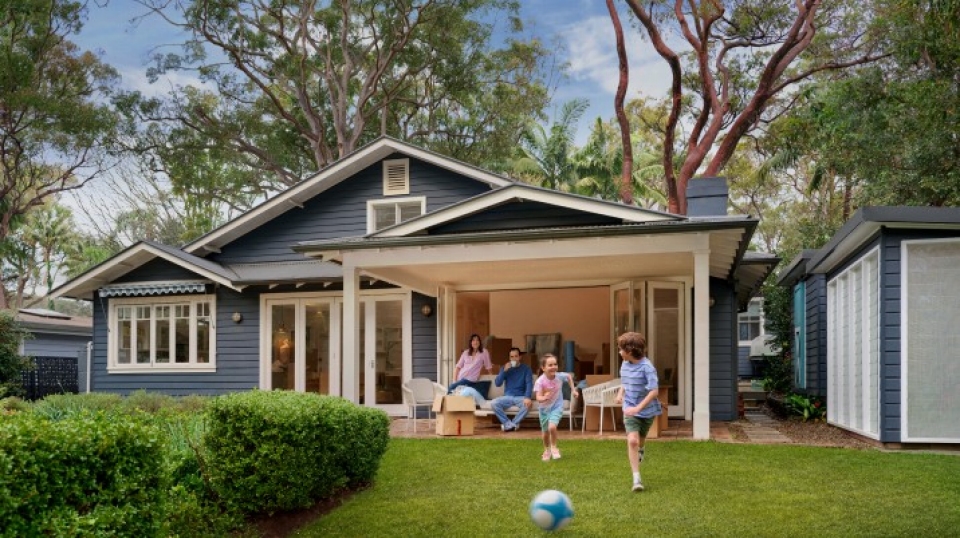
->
[383,159,410,195]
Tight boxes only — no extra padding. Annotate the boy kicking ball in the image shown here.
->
[613,332,662,492]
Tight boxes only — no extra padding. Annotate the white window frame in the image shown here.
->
[737,297,764,346]
[901,237,960,443]
[366,196,426,233]
[108,295,216,373]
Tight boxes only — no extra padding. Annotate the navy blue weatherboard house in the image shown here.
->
[779,207,960,446]
[51,137,776,439]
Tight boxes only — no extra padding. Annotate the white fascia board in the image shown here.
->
[51,244,240,300]
[185,138,512,254]
[342,232,710,268]
[375,186,678,238]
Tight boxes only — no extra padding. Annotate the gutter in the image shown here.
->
[293,218,757,255]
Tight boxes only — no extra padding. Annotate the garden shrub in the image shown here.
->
[30,392,124,420]
[0,312,30,399]
[0,413,166,537]
[204,390,390,515]
[784,393,826,422]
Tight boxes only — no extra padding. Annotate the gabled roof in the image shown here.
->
[294,181,763,286]
[184,136,514,255]
[49,240,241,301]
[371,183,681,238]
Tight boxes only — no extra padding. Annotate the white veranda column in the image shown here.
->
[693,249,711,440]
[341,264,360,403]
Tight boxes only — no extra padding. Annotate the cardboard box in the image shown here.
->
[432,395,476,436]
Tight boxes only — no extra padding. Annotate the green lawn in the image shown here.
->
[298,439,960,537]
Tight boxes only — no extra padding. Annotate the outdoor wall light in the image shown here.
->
[420,303,433,317]
[232,312,243,323]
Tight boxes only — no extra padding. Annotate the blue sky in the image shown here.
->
[73,1,672,145]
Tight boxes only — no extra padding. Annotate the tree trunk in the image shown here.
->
[607,0,633,205]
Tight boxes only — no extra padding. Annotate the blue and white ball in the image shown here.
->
[529,489,574,531]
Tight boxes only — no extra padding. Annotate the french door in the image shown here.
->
[359,293,409,414]
[262,291,410,415]
[262,295,342,395]
[611,280,685,417]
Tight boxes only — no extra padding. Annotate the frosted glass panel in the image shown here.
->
[905,241,960,440]
[827,250,880,438]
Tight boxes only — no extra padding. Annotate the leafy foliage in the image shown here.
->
[128,0,553,204]
[0,413,166,536]
[784,393,827,421]
[0,0,119,309]
[203,390,390,515]
[0,312,30,399]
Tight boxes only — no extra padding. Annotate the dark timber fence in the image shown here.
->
[21,356,79,400]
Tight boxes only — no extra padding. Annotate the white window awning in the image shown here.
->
[99,280,209,298]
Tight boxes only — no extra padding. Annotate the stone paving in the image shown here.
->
[739,409,792,444]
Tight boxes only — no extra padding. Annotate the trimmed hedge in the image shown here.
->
[204,390,390,515]
[0,413,166,537]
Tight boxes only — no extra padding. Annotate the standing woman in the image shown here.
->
[447,334,494,394]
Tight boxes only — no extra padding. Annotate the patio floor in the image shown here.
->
[390,415,733,442]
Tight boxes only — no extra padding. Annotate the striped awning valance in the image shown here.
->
[99,281,209,298]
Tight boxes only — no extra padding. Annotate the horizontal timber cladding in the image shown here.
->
[90,287,261,396]
[708,278,738,421]
[429,200,621,234]
[411,292,438,380]
[209,155,493,265]
[804,274,828,398]
[23,333,90,359]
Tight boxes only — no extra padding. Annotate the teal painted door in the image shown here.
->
[793,282,806,389]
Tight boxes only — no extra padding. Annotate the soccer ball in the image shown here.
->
[529,489,574,531]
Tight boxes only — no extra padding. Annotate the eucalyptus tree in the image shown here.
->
[773,0,960,208]
[131,0,553,199]
[0,0,120,309]
[612,0,887,214]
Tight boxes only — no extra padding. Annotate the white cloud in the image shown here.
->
[565,16,673,101]
[117,66,209,97]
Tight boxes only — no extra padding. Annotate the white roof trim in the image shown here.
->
[373,184,681,238]
[184,137,513,254]
[50,243,240,300]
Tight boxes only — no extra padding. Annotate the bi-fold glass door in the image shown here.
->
[611,281,685,417]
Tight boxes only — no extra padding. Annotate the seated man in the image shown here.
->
[492,347,534,432]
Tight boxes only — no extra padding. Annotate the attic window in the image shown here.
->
[383,159,409,195]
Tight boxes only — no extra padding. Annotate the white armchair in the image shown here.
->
[581,378,622,434]
[401,378,446,431]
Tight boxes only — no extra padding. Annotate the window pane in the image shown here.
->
[118,306,131,364]
[135,306,151,363]
[155,305,170,363]
[175,305,190,363]
[197,302,211,363]
[397,202,422,223]
[373,205,395,231]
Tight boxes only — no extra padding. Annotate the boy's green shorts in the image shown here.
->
[625,416,656,436]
